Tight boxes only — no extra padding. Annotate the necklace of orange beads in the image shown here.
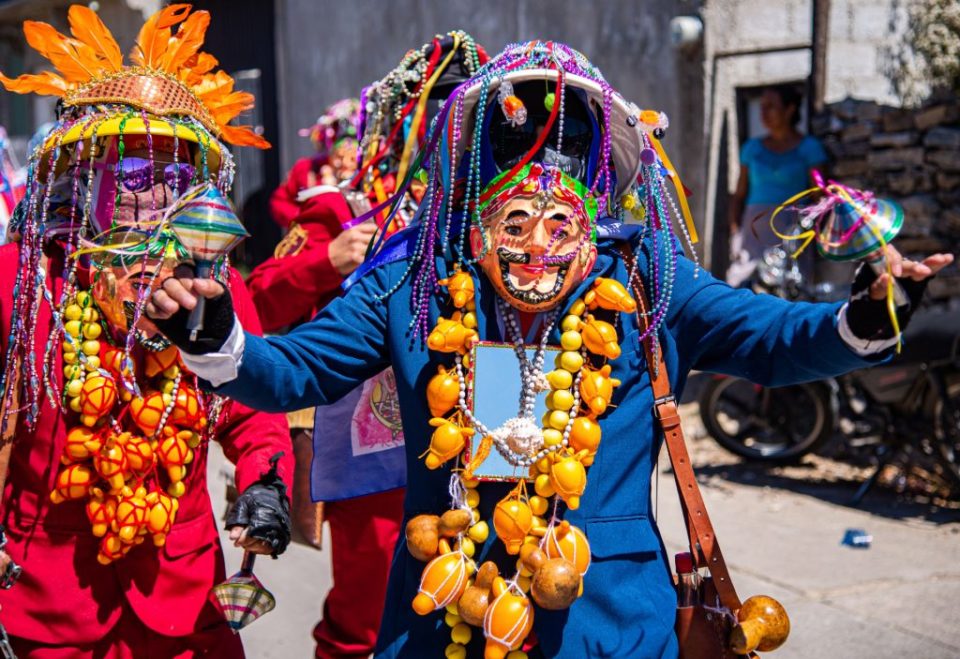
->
[405,270,637,658]
[51,289,211,564]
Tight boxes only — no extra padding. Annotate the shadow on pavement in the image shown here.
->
[685,457,960,525]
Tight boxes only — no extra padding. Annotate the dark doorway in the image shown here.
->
[192,0,281,271]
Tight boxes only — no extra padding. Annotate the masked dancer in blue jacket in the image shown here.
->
[146,42,953,659]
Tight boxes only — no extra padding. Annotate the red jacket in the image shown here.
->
[0,242,293,644]
[269,157,322,229]
[247,190,350,332]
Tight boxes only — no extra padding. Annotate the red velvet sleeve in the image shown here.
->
[246,190,350,332]
[216,270,294,494]
[269,158,315,229]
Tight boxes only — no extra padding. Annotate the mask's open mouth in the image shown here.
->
[123,300,171,352]
[497,247,575,306]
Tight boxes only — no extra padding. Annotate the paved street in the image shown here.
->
[207,403,960,658]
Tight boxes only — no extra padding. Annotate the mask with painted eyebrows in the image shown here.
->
[469,163,598,313]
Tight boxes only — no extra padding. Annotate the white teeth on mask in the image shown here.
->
[497,252,570,306]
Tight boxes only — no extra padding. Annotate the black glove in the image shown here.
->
[149,284,235,355]
[225,452,291,558]
[846,262,929,341]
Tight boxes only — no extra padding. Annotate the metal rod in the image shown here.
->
[239,550,257,576]
[187,261,213,342]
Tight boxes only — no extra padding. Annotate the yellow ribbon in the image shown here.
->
[649,135,698,244]
[70,240,143,258]
[69,220,165,259]
[768,186,820,257]
[372,172,389,225]
[396,35,461,183]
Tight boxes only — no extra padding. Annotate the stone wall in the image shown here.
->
[812,95,960,300]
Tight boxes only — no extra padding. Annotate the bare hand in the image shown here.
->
[868,246,954,301]
[145,277,227,321]
[228,526,274,555]
[328,222,378,276]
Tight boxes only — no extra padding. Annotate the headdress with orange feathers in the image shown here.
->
[0,4,263,436]
[0,3,268,149]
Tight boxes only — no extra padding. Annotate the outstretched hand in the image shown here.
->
[847,244,955,343]
[865,245,954,301]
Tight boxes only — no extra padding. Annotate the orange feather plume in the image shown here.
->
[193,70,236,103]
[158,10,210,71]
[131,3,191,68]
[181,52,219,86]
[220,124,271,149]
[67,5,122,72]
[23,20,103,83]
[0,71,67,96]
[209,91,255,125]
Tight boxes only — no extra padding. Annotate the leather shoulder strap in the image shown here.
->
[619,245,743,612]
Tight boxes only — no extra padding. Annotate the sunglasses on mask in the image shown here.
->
[117,158,197,195]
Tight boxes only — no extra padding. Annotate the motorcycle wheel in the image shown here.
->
[932,374,960,495]
[698,376,834,464]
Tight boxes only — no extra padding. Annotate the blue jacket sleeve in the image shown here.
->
[213,264,392,412]
[666,256,881,386]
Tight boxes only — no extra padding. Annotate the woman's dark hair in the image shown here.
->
[766,84,803,127]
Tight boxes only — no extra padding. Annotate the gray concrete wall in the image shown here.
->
[274,0,706,225]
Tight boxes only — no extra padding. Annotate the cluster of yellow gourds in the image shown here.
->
[51,295,209,564]
[408,272,637,656]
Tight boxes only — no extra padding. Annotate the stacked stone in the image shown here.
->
[812,95,960,300]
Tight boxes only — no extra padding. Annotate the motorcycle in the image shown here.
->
[698,248,960,501]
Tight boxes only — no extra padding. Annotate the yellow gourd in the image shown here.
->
[483,578,534,659]
[426,366,461,417]
[578,315,621,360]
[145,490,179,546]
[50,463,96,503]
[584,277,637,313]
[425,418,474,469]
[579,365,620,416]
[438,271,475,309]
[428,314,479,354]
[568,415,602,459]
[543,520,591,576]
[412,549,472,615]
[492,496,533,555]
[549,450,589,510]
[85,487,117,537]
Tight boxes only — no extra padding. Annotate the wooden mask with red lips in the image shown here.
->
[470,163,599,313]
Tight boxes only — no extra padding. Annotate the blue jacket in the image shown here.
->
[213,232,879,658]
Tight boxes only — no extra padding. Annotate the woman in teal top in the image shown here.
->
[727,85,828,286]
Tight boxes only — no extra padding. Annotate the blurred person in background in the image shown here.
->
[727,84,828,287]
[0,126,26,243]
[269,99,359,230]
[245,32,487,658]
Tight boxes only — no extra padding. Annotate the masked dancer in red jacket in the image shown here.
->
[0,5,293,657]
